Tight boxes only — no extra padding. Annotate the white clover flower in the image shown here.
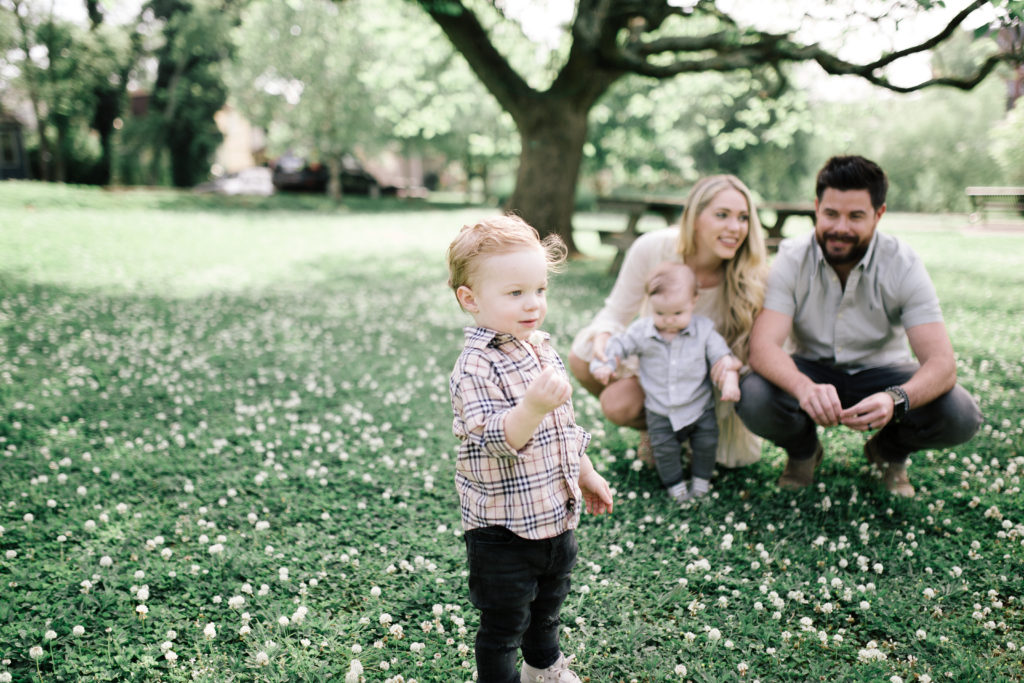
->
[160,641,173,652]
[916,629,927,640]
[72,625,85,637]
[164,650,177,663]
[23,513,34,523]
[29,646,44,659]
[239,624,251,637]
[136,605,149,618]
[44,630,57,641]
[84,520,97,531]
[203,622,216,639]
[4,550,15,560]
[208,543,224,555]
[370,586,382,598]
[99,556,113,568]
[707,628,722,641]
[345,659,364,683]
[137,586,150,602]
[278,616,290,627]
[229,596,245,609]
[0,672,11,682]
[256,651,269,666]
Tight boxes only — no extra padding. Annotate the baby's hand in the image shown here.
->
[523,366,572,415]
[592,365,614,385]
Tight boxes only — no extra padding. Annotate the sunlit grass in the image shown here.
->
[0,181,1022,682]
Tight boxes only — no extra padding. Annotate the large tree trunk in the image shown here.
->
[507,100,589,257]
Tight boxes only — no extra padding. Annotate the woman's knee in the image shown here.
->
[568,352,603,398]
[599,380,645,426]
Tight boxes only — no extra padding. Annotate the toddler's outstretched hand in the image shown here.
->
[524,366,572,415]
[719,372,741,402]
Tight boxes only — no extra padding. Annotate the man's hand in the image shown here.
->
[797,382,844,426]
[840,392,894,432]
[523,366,572,415]
[579,469,613,515]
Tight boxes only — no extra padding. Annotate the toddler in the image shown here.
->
[447,214,613,683]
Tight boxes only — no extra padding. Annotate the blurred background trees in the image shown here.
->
[1,0,1021,227]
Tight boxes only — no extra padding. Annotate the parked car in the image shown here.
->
[271,152,396,196]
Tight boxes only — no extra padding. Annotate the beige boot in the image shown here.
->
[637,430,655,469]
[777,442,824,490]
[865,436,915,497]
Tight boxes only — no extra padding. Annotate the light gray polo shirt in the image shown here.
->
[764,231,943,373]
[592,314,732,430]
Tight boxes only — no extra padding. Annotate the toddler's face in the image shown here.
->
[458,246,548,340]
[650,289,695,336]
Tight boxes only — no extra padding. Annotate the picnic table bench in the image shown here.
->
[593,195,816,275]
[966,186,1024,224]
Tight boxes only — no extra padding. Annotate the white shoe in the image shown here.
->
[521,653,581,683]
[666,480,689,504]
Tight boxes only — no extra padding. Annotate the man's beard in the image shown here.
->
[818,232,868,266]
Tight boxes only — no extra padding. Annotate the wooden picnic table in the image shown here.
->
[966,186,1024,224]
[593,195,816,275]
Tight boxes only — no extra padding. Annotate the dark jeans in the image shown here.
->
[465,526,577,683]
[647,406,718,485]
[736,357,982,463]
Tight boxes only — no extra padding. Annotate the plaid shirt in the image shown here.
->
[450,326,590,540]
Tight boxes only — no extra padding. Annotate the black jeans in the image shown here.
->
[465,526,577,683]
[735,357,982,463]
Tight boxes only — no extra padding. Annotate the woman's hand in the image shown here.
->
[592,332,612,362]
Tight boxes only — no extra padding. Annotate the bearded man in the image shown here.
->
[734,155,981,497]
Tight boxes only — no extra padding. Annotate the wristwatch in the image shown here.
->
[884,385,909,421]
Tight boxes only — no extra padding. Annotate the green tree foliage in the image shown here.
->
[586,71,814,203]
[0,1,129,182]
[147,0,237,187]
[415,0,1023,252]
[228,0,518,199]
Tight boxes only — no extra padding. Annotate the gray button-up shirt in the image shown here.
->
[764,231,943,373]
[591,314,731,430]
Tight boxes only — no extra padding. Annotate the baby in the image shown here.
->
[591,261,740,502]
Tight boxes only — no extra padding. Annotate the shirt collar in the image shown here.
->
[642,317,692,340]
[462,326,541,351]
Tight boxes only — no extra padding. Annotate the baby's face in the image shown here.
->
[650,289,695,336]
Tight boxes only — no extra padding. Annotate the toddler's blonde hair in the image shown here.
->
[446,215,567,303]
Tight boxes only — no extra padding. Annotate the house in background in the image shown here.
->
[0,113,29,180]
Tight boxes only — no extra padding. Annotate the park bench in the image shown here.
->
[966,186,1024,225]
[592,195,816,275]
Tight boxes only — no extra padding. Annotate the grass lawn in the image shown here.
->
[0,181,1022,682]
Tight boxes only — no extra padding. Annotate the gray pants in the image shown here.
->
[646,406,718,487]
[735,357,982,463]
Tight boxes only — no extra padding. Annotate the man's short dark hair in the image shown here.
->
[815,155,888,210]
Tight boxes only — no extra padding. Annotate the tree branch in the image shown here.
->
[414,0,533,115]
[599,0,1021,94]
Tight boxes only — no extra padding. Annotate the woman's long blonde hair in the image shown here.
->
[676,174,767,362]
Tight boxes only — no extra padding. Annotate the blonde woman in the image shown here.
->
[569,175,768,468]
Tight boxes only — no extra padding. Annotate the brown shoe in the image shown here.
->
[637,430,655,469]
[777,442,823,490]
[865,436,915,497]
